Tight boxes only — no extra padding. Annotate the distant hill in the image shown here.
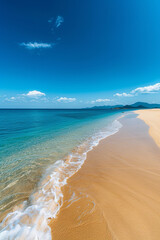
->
[87,102,160,110]
[129,102,160,108]
[89,104,123,110]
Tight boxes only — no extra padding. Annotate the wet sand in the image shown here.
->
[50,111,160,240]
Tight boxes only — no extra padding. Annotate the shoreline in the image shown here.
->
[0,113,122,239]
[50,110,160,240]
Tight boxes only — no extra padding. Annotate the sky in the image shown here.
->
[1,0,160,108]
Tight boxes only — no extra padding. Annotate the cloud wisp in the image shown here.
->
[114,82,160,97]
[55,16,64,28]
[91,98,111,103]
[131,83,160,94]
[48,17,54,23]
[3,91,47,103]
[114,93,133,97]
[20,42,53,50]
[20,15,64,52]
[57,97,76,103]
[5,97,16,102]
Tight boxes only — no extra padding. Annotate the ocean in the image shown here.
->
[0,109,123,239]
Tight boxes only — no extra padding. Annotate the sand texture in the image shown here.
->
[136,109,160,147]
[50,112,160,240]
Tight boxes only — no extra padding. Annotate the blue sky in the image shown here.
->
[1,0,160,108]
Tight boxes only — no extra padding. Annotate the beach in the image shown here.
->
[137,109,160,148]
[2,0,160,238]
[50,110,160,240]
[0,109,122,239]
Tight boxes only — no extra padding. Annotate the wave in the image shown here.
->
[0,119,122,240]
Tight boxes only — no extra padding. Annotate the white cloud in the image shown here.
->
[91,98,111,103]
[25,90,46,98]
[4,92,47,103]
[57,97,76,102]
[113,82,160,97]
[20,42,53,49]
[114,92,133,97]
[5,97,16,101]
[55,16,64,28]
[131,83,160,94]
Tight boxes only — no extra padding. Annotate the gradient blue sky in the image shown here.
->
[1,0,160,108]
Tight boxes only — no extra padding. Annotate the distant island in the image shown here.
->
[87,102,160,110]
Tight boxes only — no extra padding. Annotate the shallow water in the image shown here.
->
[0,109,123,239]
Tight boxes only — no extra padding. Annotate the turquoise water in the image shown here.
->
[0,109,123,239]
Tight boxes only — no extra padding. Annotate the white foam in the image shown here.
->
[0,119,122,240]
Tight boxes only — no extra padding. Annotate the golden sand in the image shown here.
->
[136,109,160,148]
[50,111,160,240]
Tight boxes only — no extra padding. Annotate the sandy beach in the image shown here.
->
[50,110,160,240]
[137,109,160,148]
